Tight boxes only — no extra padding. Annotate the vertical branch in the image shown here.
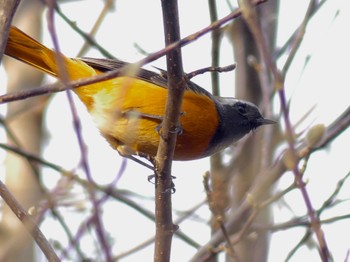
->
[1,1,49,261]
[226,1,279,261]
[228,18,266,262]
[154,0,186,261]
[238,0,330,261]
[0,0,20,61]
[206,3,231,262]
[45,2,113,261]
[208,0,221,97]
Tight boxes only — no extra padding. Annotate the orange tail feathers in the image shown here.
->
[5,27,97,79]
[5,26,59,77]
[5,26,100,107]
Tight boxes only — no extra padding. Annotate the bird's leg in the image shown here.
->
[155,111,186,137]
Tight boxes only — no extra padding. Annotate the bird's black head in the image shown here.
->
[230,100,276,130]
[205,98,275,157]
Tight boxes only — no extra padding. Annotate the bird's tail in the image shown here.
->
[5,26,60,77]
[5,26,101,107]
[5,26,97,81]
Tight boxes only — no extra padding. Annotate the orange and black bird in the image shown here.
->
[4,26,275,161]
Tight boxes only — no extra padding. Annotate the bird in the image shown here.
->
[4,26,275,162]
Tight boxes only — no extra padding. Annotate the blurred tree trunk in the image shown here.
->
[225,1,279,261]
[0,1,46,261]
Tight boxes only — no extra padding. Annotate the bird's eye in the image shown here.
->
[236,103,247,115]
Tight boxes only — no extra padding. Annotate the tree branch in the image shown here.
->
[153,0,185,261]
[0,0,20,62]
[0,180,60,261]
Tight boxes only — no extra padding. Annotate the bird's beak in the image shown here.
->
[258,118,277,125]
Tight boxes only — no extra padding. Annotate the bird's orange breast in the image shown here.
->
[79,77,219,160]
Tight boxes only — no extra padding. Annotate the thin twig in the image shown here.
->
[0,116,42,185]
[114,200,204,260]
[254,171,350,235]
[45,2,113,260]
[77,0,115,57]
[274,0,329,61]
[0,180,60,261]
[55,4,116,59]
[285,229,312,262]
[186,64,236,80]
[0,0,267,105]
[219,218,241,262]
[59,160,126,261]
[282,0,317,74]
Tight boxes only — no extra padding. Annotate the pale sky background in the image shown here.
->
[1,0,350,261]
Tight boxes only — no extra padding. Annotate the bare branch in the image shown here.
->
[0,180,60,261]
[154,0,185,260]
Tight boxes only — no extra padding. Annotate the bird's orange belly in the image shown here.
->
[78,77,219,160]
